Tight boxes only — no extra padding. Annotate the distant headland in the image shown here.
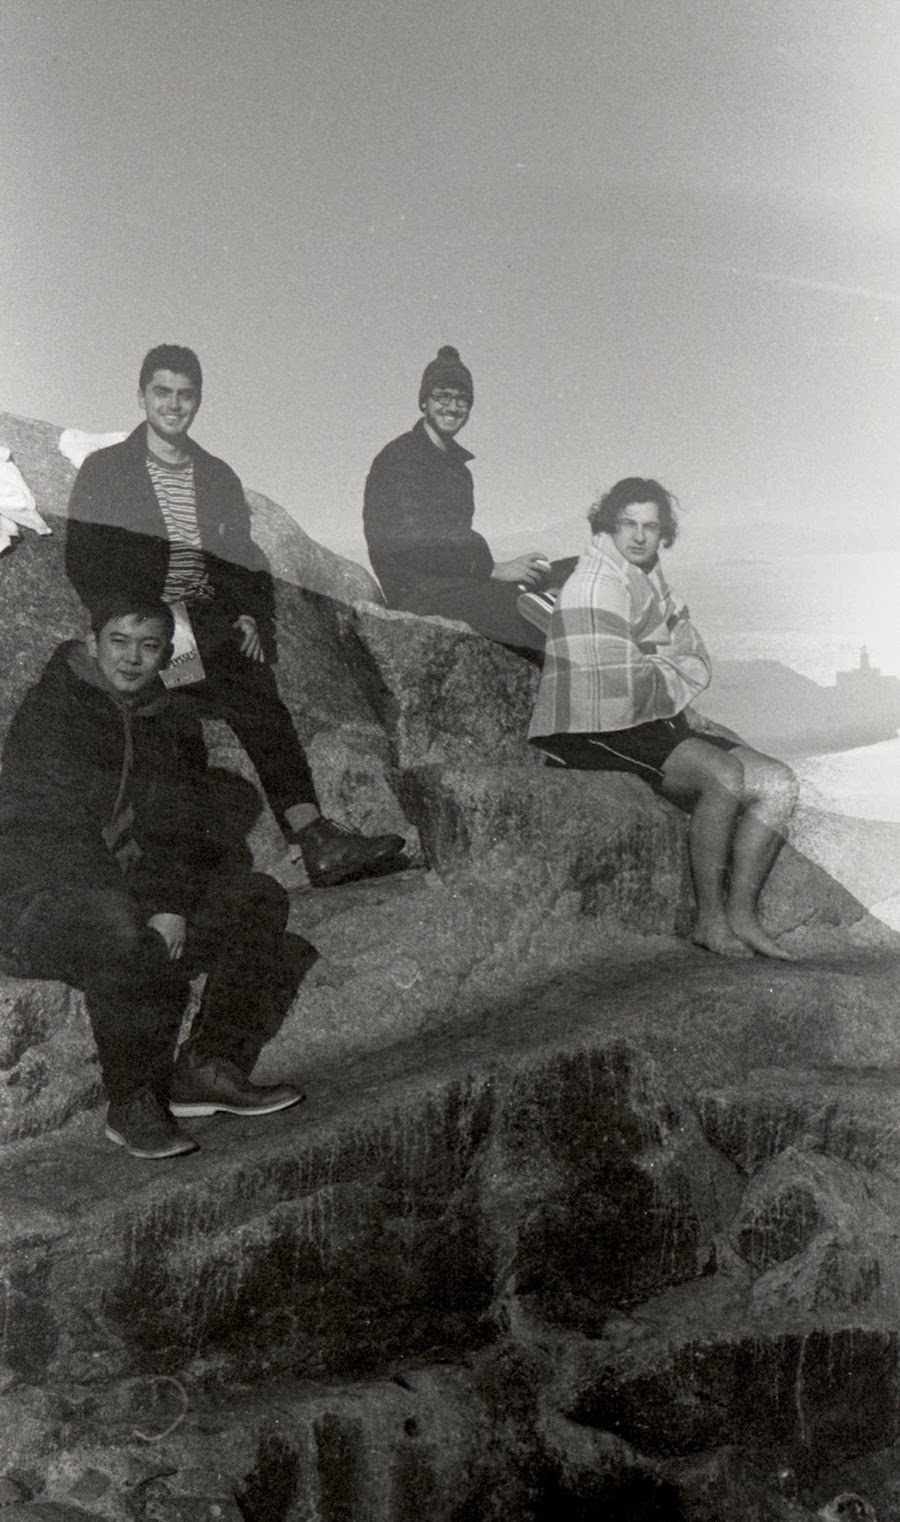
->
[694,648,900,758]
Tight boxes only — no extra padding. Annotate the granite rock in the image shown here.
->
[4,412,900,1518]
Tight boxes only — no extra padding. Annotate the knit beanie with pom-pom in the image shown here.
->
[418,346,474,407]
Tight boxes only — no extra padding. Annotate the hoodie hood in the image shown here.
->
[61,639,171,716]
[48,640,171,870]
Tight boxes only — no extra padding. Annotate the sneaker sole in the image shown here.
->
[105,1124,199,1159]
[169,1091,305,1118]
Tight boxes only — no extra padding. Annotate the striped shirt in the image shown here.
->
[146,452,213,603]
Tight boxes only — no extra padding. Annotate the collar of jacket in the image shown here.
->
[123,421,214,473]
[412,416,474,465]
[590,531,667,580]
[588,532,679,615]
[589,531,639,573]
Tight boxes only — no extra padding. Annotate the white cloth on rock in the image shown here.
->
[58,428,127,469]
[0,446,51,555]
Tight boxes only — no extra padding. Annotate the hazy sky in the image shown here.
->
[2,0,898,564]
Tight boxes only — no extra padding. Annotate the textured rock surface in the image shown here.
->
[349,600,541,770]
[2,411,900,1519]
[5,968,900,1517]
[1,406,879,1146]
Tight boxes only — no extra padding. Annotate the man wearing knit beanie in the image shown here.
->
[417,345,475,408]
[364,346,562,653]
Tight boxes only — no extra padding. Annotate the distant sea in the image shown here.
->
[675,551,900,823]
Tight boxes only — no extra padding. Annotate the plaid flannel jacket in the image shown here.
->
[528,534,711,738]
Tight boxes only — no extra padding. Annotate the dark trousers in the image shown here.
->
[0,871,316,1105]
[190,605,318,820]
[398,557,579,654]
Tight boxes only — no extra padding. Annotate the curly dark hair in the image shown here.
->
[588,477,679,547]
[139,345,202,395]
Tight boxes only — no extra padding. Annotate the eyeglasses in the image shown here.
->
[428,391,470,411]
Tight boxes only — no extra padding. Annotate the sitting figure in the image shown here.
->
[0,598,318,1159]
[364,344,574,653]
[65,344,404,887]
[529,477,798,959]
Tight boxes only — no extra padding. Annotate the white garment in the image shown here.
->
[58,428,127,469]
[0,446,51,555]
[159,600,207,689]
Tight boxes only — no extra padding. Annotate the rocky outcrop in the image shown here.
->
[1,411,899,1519]
[0,411,875,1144]
[4,954,900,1518]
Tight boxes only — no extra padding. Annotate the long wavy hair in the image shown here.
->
[588,477,679,547]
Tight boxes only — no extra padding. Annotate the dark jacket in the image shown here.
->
[0,643,220,918]
[363,419,494,607]
[65,425,275,646]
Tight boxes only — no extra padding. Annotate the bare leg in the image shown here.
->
[661,739,752,956]
[724,746,798,960]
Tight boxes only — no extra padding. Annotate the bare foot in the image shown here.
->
[728,914,794,961]
[692,917,754,957]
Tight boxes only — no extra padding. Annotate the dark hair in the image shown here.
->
[588,477,679,547]
[89,596,175,642]
[138,345,202,395]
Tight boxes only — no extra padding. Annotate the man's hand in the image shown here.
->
[148,913,187,961]
[234,614,265,662]
[491,553,552,587]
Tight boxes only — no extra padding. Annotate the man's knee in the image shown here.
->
[669,739,745,801]
[89,888,142,940]
[243,872,290,934]
[83,890,146,973]
[3,885,142,981]
[206,871,289,945]
[712,750,747,798]
[740,751,799,814]
[757,757,799,815]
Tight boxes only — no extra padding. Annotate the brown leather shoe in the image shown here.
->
[292,817,405,887]
[169,1050,304,1118]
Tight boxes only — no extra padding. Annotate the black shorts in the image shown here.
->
[531,712,737,794]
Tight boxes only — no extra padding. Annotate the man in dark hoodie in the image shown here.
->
[0,597,316,1160]
[65,343,404,887]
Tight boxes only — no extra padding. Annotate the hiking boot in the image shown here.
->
[292,817,405,888]
[169,1050,305,1118]
[105,1087,199,1160]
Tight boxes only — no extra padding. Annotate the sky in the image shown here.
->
[2,0,898,569]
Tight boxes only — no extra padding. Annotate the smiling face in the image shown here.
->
[138,368,201,449]
[89,613,173,699]
[610,500,665,569]
[421,386,471,441]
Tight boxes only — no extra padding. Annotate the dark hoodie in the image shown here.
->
[0,641,221,918]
